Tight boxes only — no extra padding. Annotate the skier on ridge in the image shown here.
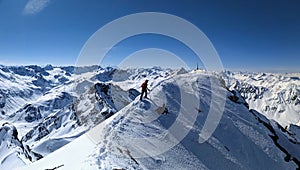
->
[140,79,150,101]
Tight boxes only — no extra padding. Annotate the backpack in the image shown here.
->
[141,82,146,88]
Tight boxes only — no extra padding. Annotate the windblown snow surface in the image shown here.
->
[222,71,300,128]
[0,65,299,169]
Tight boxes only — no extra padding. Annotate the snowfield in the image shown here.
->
[0,65,299,169]
[222,71,300,127]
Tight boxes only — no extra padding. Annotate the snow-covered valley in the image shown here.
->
[0,65,299,169]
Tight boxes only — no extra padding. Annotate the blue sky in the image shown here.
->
[0,0,299,72]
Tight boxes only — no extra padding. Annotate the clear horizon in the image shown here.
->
[1,63,299,74]
[1,0,299,72]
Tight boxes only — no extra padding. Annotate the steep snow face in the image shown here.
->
[17,71,300,170]
[0,123,42,170]
[0,65,87,165]
[0,65,180,167]
[2,65,299,169]
[71,66,174,129]
[86,72,299,169]
[223,72,300,127]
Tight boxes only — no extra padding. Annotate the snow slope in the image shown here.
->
[222,71,300,127]
[16,71,300,170]
[0,65,178,168]
[0,123,42,169]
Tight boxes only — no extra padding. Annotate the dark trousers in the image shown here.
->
[140,89,147,100]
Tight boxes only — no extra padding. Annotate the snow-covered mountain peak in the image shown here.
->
[223,71,300,127]
[0,123,43,169]
[15,70,300,170]
[0,65,299,169]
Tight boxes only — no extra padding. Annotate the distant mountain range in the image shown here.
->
[0,65,299,169]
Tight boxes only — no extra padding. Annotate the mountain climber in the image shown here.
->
[140,79,150,101]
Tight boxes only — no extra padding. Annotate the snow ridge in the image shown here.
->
[16,70,300,170]
[0,65,299,169]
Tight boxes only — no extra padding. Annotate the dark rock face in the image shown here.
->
[0,123,43,162]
